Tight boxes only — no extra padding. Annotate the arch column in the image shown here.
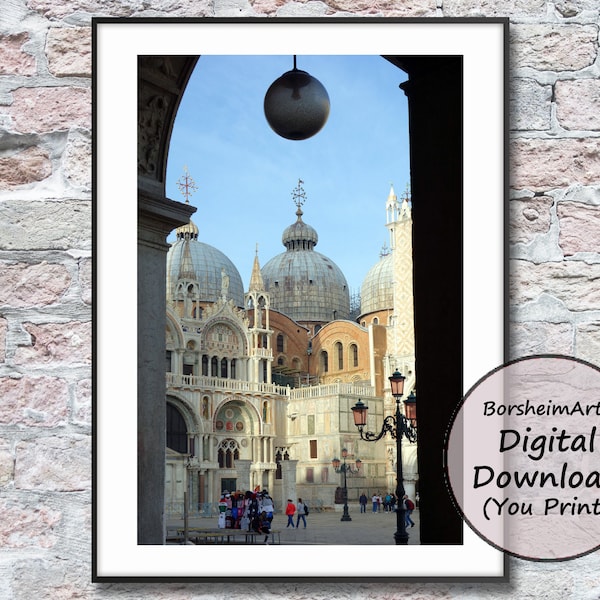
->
[138,55,198,545]
[138,192,195,544]
[390,56,463,544]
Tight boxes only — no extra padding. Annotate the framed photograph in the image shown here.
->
[93,18,507,581]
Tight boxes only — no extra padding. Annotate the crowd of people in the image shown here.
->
[217,491,309,542]
[359,492,416,527]
[217,489,415,540]
[217,489,274,536]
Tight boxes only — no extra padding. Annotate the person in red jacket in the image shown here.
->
[285,499,296,528]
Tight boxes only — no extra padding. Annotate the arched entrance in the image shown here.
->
[138,55,463,546]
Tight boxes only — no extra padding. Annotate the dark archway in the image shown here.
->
[138,54,463,546]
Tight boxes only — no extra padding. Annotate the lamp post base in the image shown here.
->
[394,507,409,545]
[341,504,352,521]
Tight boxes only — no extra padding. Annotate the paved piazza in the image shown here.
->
[169,507,420,545]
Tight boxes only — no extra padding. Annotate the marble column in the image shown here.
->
[235,459,253,492]
[280,460,299,515]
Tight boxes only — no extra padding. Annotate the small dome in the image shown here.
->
[166,221,244,307]
[282,208,318,248]
[175,219,199,239]
[360,253,393,316]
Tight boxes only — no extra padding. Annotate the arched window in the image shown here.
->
[351,344,358,367]
[221,358,228,378]
[166,403,187,454]
[211,356,218,376]
[336,342,343,370]
[321,350,328,373]
[231,358,236,379]
[202,355,208,376]
[218,439,240,468]
[373,317,379,325]
[277,333,284,353]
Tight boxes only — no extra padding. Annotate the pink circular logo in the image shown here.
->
[446,355,600,561]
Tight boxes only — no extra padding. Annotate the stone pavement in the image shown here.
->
[168,506,420,545]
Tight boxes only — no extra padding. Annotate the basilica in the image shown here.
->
[164,179,417,516]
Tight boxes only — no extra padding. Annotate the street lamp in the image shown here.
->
[331,448,362,522]
[351,370,417,544]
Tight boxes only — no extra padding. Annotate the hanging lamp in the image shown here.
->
[263,56,330,141]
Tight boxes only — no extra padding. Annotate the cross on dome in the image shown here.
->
[176,165,198,204]
[291,179,307,213]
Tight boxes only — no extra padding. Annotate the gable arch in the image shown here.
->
[212,396,263,435]
[202,316,249,356]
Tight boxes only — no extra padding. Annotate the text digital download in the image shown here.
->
[445,356,600,561]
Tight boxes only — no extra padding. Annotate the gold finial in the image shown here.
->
[176,165,198,204]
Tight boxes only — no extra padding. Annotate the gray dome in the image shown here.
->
[360,253,393,316]
[166,220,245,308]
[262,208,350,323]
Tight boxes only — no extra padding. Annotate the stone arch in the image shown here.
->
[202,316,248,357]
[166,393,203,434]
[212,396,263,436]
[166,307,184,342]
[138,54,463,545]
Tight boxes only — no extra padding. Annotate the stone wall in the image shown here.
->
[1,1,599,599]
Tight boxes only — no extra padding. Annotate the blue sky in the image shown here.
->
[166,55,409,295]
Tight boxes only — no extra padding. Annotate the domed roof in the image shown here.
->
[360,252,393,316]
[262,199,350,323]
[166,219,245,307]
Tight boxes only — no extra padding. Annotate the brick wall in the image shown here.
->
[1,1,599,598]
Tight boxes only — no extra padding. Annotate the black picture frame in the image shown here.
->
[93,17,508,581]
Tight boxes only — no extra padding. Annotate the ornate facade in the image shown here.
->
[165,180,417,516]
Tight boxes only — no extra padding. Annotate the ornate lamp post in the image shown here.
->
[351,370,417,544]
[331,448,361,522]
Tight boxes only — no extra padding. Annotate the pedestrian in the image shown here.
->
[261,490,274,525]
[372,493,378,513]
[359,492,368,513]
[258,510,271,544]
[403,494,415,527]
[285,498,296,527]
[384,493,392,512]
[296,498,308,528]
